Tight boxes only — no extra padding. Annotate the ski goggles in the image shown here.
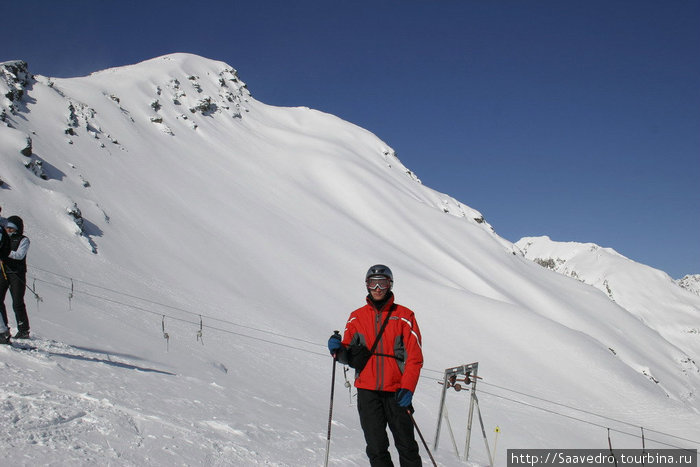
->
[366,276,391,290]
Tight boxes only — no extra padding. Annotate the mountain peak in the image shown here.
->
[88,53,247,90]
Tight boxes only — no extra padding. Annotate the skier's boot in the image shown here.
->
[0,330,10,345]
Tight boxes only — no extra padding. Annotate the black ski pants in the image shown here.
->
[357,388,421,467]
[0,271,29,333]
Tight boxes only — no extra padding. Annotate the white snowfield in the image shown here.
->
[0,54,698,466]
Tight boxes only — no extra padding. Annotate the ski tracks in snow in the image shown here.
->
[0,337,320,465]
[0,338,164,465]
[0,345,124,464]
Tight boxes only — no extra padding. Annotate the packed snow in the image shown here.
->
[0,54,698,466]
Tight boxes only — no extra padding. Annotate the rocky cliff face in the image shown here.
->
[1,61,37,188]
[0,60,32,119]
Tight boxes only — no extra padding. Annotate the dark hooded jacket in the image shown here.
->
[4,216,27,274]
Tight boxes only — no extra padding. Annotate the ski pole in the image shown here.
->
[407,409,438,467]
[1,263,41,301]
[25,281,42,302]
[17,272,42,302]
[325,331,340,467]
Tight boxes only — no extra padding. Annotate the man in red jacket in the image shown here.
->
[329,264,423,466]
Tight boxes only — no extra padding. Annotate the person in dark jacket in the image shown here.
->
[0,211,9,260]
[0,215,31,340]
[328,264,423,466]
[0,213,10,344]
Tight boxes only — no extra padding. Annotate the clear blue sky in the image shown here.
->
[4,1,699,278]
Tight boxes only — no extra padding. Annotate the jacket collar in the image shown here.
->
[366,292,395,313]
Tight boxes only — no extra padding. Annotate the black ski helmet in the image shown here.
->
[366,264,393,282]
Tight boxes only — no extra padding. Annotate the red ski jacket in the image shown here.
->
[340,294,423,393]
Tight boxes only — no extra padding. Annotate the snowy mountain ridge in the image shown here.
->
[0,54,699,465]
[1,54,489,244]
[678,274,700,296]
[515,236,700,362]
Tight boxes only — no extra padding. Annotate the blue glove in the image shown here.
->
[327,332,343,355]
[395,388,413,407]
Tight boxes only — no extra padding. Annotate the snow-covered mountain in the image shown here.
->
[678,275,700,297]
[515,236,700,362]
[1,54,698,466]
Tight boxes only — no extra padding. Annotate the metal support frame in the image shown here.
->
[433,362,493,466]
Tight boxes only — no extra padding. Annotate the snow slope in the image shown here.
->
[0,54,698,466]
[516,236,700,363]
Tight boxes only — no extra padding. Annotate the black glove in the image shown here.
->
[327,331,342,355]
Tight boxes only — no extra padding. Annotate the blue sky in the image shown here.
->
[3,1,699,278]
